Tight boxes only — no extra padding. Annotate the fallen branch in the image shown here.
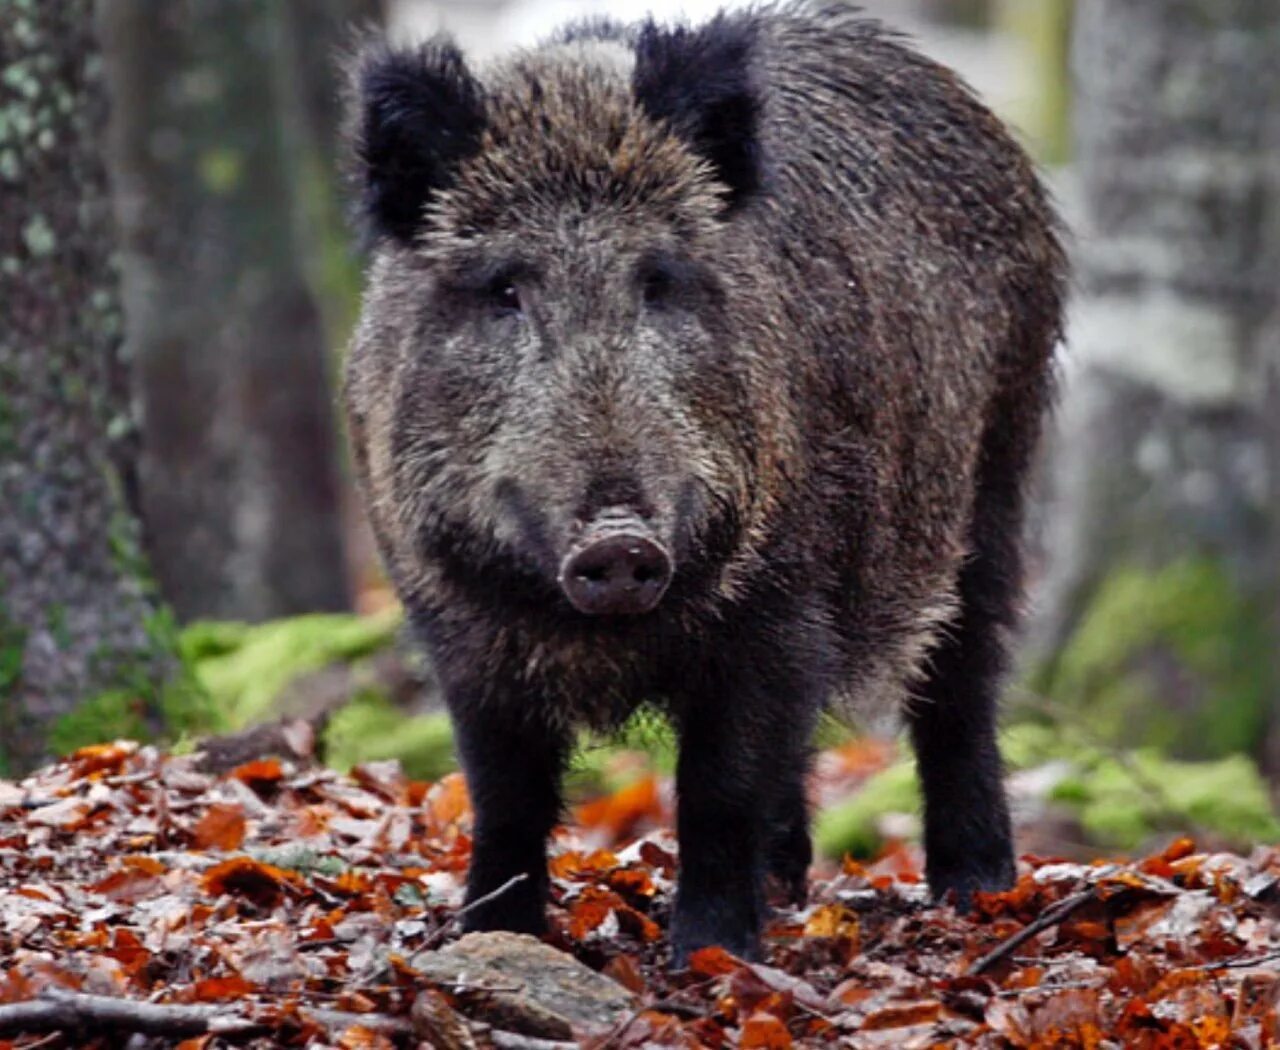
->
[0,990,263,1039]
[420,872,530,950]
[0,987,413,1040]
[489,1033,578,1050]
[969,889,1097,975]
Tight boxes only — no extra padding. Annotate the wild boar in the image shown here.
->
[343,2,1066,961]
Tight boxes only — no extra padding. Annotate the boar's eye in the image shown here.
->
[484,277,522,316]
[638,252,718,313]
[641,266,674,307]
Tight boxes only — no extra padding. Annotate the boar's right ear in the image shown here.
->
[349,37,487,245]
[632,14,765,211]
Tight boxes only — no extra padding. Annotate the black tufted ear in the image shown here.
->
[350,37,487,245]
[632,14,765,211]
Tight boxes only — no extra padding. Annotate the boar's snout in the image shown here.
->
[559,511,673,616]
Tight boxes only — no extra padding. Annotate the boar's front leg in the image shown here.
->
[448,693,568,936]
[671,655,819,964]
[908,423,1023,907]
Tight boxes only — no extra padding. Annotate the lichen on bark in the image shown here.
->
[0,1,179,772]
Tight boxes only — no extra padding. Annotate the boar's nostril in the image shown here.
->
[559,532,673,615]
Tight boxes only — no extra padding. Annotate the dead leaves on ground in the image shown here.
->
[0,742,1278,1047]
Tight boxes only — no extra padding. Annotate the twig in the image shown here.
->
[1193,949,1280,971]
[419,873,530,951]
[489,1033,578,1050]
[0,988,413,1040]
[968,888,1096,975]
[997,979,1105,998]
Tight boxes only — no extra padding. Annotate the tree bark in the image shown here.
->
[99,1,352,623]
[0,1,171,773]
[1035,0,1280,759]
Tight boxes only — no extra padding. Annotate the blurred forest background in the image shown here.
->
[2,0,1279,861]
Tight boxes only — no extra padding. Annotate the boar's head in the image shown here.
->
[345,20,793,621]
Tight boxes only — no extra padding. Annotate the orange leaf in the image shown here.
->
[90,860,164,903]
[568,886,624,939]
[688,945,743,977]
[830,736,896,778]
[861,1001,943,1030]
[191,803,246,851]
[230,758,284,788]
[336,1025,394,1050]
[426,773,472,828]
[740,1012,792,1049]
[291,804,331,838]
[574,775,660,842]
[1160,836,1197,863]
[202,856,298,907]
[191,975,255,1001]
[802,904,859,943]
[70,742,136,778]
[607,866,656,901]
[549,849,619,881]
[106,928,150,976]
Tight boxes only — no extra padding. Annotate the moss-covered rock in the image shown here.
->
[188,607,401,728]
[323,696,455,781]
[814,760,921,860]
[814,722,1280,861]
[1030,559,1273,759]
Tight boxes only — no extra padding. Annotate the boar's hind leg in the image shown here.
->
[908,411,1036,908]
[765,772,812,906]
[449,699,568,935]
[671,655,819,964]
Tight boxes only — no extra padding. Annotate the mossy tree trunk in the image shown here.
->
[0,1,173,774]
[98,0,354,623]
[1035,0,1280,762]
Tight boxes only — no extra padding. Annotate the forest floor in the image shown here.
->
[1,741,1278,1048]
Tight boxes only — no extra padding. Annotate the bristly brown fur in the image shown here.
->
[343,0,1067,962]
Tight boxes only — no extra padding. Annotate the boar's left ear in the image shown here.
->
[632,14,765,211]
[349,36,487,245]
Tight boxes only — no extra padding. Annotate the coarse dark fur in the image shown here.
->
[343,1,1066,963]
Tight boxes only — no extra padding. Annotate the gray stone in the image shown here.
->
[411,932,638,1040]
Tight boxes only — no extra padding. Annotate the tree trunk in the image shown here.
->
[1034,0,1280,760]
[0,1,171,773]
[99,1,351,623]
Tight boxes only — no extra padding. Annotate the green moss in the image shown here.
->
[1031,559,1272,758]
[189,607,401,727]
[49,690,151,754]
[566,709,678,799]
[21,214,55,257]
[0,602,26,694]
[45,603,70,650]
[198,147,244,195]
[179,620,253,662]
[252,846,347,877]
[812,722,1280,860]
[814,760,921,860]
[145,609,224,737]
[1040,741,1280,850]
[0,600,28,774]
[322,695,455,781]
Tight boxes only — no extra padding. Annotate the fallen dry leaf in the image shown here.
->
[0,743,1275,1048]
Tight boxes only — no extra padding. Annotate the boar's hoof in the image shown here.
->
[559,532,672,615]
